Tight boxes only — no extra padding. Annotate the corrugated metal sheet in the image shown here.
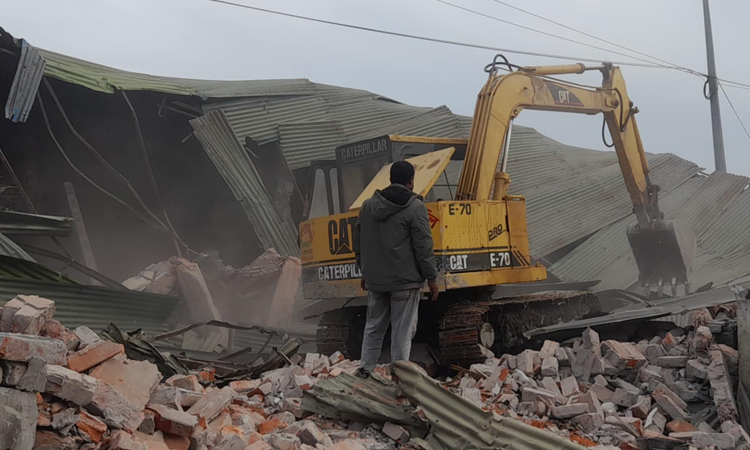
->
[550,171,750,291]
[191,110,300,257]
[393,361,585,450]
[4,39,45,122]
[0,278,179,337]
[0,210,72,236]
[526,282,750,340]
[278,121,345,169]
[0,233,34,261]
[39,48,319,99]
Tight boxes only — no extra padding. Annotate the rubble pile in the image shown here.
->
[452,322,750,449]
[0,295,400,450]
[2,293,750,450]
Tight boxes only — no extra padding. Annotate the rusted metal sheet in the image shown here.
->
[4,39,45,123]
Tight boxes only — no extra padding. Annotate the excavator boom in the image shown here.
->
[458,56,695,293]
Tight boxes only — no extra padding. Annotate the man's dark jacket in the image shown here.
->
[353,183,438,292]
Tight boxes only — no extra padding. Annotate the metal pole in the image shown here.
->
[703,0,727,172]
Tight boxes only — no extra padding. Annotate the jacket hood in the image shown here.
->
[369,184,419,221]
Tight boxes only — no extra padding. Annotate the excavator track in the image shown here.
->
[314,291,599,366]
[438,291,599,365]
[315,306,367,359]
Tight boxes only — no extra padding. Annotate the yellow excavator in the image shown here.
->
[299,55,695,364]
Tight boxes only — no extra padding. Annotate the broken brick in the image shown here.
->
[573,348,596,381]
[229,379,261,393]
[656,356,689,368]
[572,412,603,431]
[329,351,345,365]
[0,333,67,365]
[686,359,708,380]
[44,365,98,406]
[540,357,558,377]
[666,419,698,433]
[89,357,161,410]
[1,296,55,335]
[645,344,666,366]
[708,349,739,423]
[73,326,102,348]
[88,380,144,432]
[602,340,647,371]
[76,410,107,443]
[187,386,235,423]
[67,340,124,373]
[553,403,589,419]
[538,340,560,360]
[148,404,198,437]
[554,347,570,367]
[166,374,203,392]
[560,376,580,397]
[613,388,639,408]
[582,328,602,356]
[652,383,689,421]
[258,417,288,434]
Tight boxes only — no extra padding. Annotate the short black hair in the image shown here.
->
[390,160,415,185]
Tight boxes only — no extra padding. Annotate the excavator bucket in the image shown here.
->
[627,219,696,294]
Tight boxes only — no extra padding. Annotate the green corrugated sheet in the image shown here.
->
[38,48,318,98]
[0,254,179,337]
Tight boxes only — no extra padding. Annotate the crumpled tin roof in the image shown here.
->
[38,48,320,99]
[550,170,750,291]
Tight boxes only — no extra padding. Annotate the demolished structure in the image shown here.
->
[1,295,749,450]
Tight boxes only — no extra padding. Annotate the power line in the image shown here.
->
[205,0,661,68]
[432,0,678,70]
[486,0,694,74]
[205,0,750,91]
[719,82,750,143]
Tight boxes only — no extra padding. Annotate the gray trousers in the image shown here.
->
[359,288,420,372]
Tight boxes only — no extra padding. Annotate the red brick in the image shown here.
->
[148,404,198,437]
[667,419,698,433]
[166,374,203,392]
[67,341,123,373]
[76,410,107,443]
[229,379,261,393]
[0,333,67,364]
[258,417,288,434]
[41,320,79,349]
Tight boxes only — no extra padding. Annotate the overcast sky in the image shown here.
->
[4,0,750,174]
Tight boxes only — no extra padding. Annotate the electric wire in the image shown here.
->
[35,90,186,240]
[486,0,696,74]
[432,0,680,70]
[204,0,750,93]
[42,79,172,232]
[205,0,663,68]
[719,82,750,144]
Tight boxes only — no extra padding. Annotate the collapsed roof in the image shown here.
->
[3,31,749,295]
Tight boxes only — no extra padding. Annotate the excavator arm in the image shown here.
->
[458,57,695,293]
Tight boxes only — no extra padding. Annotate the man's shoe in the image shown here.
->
[355,368,371,379]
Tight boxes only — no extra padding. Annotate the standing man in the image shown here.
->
[353,160,439,377]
